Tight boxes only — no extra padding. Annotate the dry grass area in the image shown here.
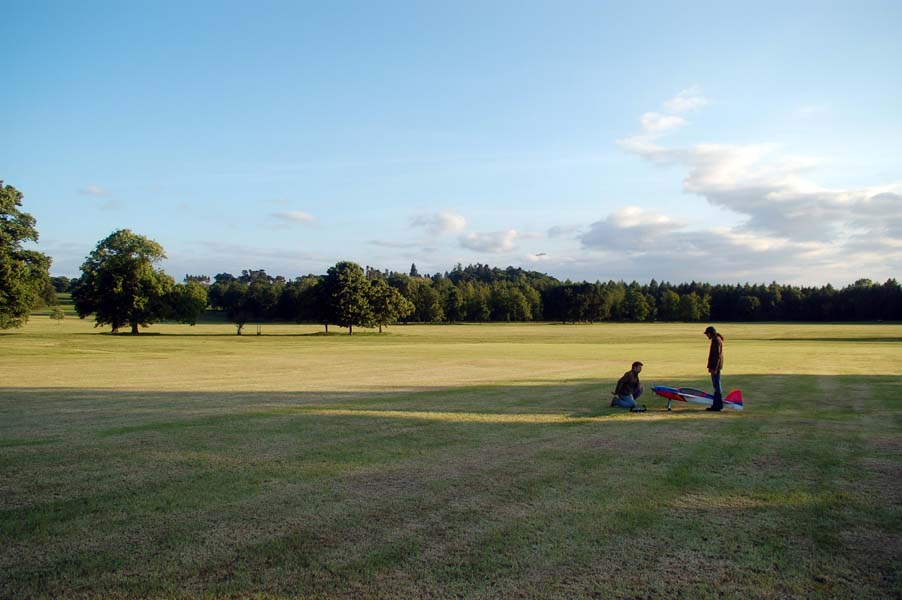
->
[1,319,900,598]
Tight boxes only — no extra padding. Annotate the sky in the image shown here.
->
[3,0,901,285]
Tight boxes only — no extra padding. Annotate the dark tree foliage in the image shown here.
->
[118,259,902,331]
[184,274,211,286]
[369,278,414,333]
[322,261,373,334]
[72,229,173,334]
[219,280,251,334]
[0,182,52,329]
[50,276,72,293]
[166,281,208,325]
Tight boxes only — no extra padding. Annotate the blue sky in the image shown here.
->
[3,0,900,284]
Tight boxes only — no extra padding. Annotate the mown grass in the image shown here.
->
[1,319,900,598]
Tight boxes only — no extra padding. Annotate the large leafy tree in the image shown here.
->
[323,261,372,334]
[0,182,51,329]
[72,229,174,334]
[166,281,208,325]
[369,278,414,333]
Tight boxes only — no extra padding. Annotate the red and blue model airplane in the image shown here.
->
[651,386,744,411]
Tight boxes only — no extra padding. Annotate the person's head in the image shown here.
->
[631,361,643,373]
[704,325,716,339]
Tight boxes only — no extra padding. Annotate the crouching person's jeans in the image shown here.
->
[613,395,636,409]
[613,385,642,409]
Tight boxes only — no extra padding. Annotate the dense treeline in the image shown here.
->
[198,262,902,333]
[36,228,902,334]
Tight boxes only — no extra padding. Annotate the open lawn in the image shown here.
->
[1,319,900,598]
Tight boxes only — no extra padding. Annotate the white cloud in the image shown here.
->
[581,207,686,252]
[641,112,686,134]
[410,210,467,235]
[612,89,902,283]
[79,184,109,197]
[663,85,708,113]
[272,211,316,225]
[459,229,518,253]
[623,137,902,241]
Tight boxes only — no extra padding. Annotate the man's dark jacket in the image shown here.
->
[707,334,724,372]
[615,369,641,396]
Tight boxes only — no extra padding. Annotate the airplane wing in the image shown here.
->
[652,385,744,411]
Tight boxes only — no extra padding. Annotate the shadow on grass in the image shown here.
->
[1,375,900,599]
[753,336,902,343]
[2,374,900,435]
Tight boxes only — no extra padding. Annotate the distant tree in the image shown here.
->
[50,276,72,293]
[277,275,321,322]
[414,282,444,323]
[409,263,419,277]
[507,286,532,321]
[0,182,52,329]
[184,274,211,286]
[699,293,712,321]
[658,290,681,321]
[34,279,57,308]
[369,278,414,333]
[323,261,373,334]
[623,288,650,321]
[220,280,251,334]
[166,281,208,325]
[49,306,65,324]
[246,277,281,334]
[444,285,465,322]
[644,293,657,321]
[678,292,702,322]
[72,229,174,334]
[600,283,624,321]
[207,273,236,310]
[738,295,761,320]
[519,285,542,320]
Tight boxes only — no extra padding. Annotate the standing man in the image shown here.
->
[704,326,724,411]
[611,361,645,410]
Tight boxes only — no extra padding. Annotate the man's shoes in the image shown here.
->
[630,405,647,413]
[706,406,722,412]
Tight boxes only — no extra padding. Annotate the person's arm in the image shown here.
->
[614,372,629,395]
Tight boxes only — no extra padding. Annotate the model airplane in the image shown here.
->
[651,385,744,411]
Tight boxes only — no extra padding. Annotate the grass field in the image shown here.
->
[2,316,901,599]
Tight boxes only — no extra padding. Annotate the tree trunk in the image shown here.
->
[324,323,328,334]
[131,322,139,335]
[348,324,353,335]
[236,324,243,335]
[378,324,383,333]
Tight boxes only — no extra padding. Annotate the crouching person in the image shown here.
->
[611,361,644,409]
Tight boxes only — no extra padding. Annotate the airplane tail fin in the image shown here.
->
[725,389,743,408]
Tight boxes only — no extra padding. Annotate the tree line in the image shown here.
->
[63,229,902,334]
[3,180,901,334]
[192,265,902,333]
